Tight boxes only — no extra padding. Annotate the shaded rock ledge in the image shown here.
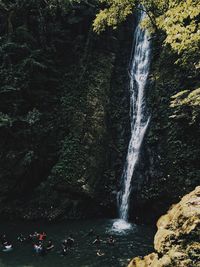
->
[128,186,200,267]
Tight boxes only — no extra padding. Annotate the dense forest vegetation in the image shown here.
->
[0,0,199,222]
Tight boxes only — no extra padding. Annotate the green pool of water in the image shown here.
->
[0,219,155,267]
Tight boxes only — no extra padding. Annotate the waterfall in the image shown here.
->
[115,10,151,229]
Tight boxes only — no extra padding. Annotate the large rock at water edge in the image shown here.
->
[128,186,200,267]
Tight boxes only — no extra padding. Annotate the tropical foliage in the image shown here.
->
[94,0,200,59]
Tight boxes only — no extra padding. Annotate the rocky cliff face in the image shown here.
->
[0,1,133,220]
[128,186,200,267]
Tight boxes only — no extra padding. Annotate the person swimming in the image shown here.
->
[28,231,38,242]
[17,234,26,242]
[38,232,47,241]
[2,241,13,252]
[46,240,54,251]
[96,249,105,257]
[93,235,102,246]
[66,235,74,248]
[33,242,42,253]
[33,242,46,256]
[61,240,68,256]
[107,235,116,246]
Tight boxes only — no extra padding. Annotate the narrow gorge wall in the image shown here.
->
[0,1,133,220]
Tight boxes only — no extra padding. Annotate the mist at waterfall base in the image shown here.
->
[113,10,151,232]
[0,220,154,267]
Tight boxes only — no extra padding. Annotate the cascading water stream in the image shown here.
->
[112,9,151,231]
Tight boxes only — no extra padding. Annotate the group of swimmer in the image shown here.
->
[1,229,116,257]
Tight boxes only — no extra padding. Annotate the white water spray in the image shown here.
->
[113,10,151,231]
